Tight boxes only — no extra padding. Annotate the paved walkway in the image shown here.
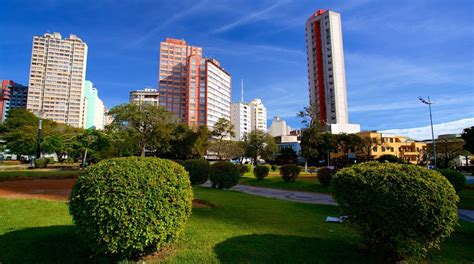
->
[465,175,474,184]
[202,183,474,223]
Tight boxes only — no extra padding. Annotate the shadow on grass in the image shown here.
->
[213,234,372,263]
[0,225,113,263]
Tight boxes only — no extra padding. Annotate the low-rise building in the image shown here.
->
[358,131,427,164]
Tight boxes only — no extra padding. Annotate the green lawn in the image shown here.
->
[240,172,332,194]
[0,187,473,263]
[0,169,81,181]
[459,185,474,210]
[240,173,474,210]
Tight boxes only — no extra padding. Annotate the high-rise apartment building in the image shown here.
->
[205,59,231,129]
[269,116,292,137]
[26,32,88,128]
[0,80,28,123]
[158,38,202,125]
[231,98,267,141]
[306,10,360,134]
[158,38,231,129]
[130,87,159,106]
[231,102,251,141]
[249,99,267,132]
[83,80,105,129]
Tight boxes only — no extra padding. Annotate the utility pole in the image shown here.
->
[36,116,43,159]
[418,96,437,168]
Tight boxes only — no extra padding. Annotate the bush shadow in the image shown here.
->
[0,225,113,263]
[214,233,373,264]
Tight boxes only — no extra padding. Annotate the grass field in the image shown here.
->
[0,187,473,263]
[0,169,81,181]
[239,172,332,194]
[240,172,474,210]
[459,184,474,210]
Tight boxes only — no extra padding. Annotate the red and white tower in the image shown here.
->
[306,10,360,133]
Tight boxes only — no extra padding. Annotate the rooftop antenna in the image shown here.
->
[240,79,244,103]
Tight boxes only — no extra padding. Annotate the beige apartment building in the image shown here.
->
[27,32,88,128]
[129,87,159,106]
[358,131,427,164]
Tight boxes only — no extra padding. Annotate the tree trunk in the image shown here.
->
[141,144,146,157]
[304,160,308,172]
[82,148,88,168]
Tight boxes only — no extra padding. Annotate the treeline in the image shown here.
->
[0,103,277,164]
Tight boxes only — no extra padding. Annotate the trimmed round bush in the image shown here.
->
[34,158,49,168]
[236,164,250,176]
[280,164,301,182]
[332,162,458,261]
[271,164,278,172]
[438,168,466,192]
[209,161,240,189]
[377,154,406,164]
[254,165,270,180]
[317,167,334,186]
[68,157,193,258]
[183,159,210,185]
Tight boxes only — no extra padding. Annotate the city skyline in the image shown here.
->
[1,0,473,139]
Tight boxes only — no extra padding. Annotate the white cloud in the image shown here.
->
[126,0,208,48]
[349,96,473,113]
[211,0,290,34]
[380,118,474,140]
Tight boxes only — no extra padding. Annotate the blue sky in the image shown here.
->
[1,0,473,139]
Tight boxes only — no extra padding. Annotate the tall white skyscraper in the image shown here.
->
[27,32,88,128]
[306,10,360,134]
[249,98,267,132]
[231,98,267,141]
[231,102,251,141]
[205,59,231,129]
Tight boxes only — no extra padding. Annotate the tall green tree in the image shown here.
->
[74,129,110,167]
[461,126,474,154]
[0,109,38,157]
[300,123,338,166]
[242,130,277,165]
[42,122,83,161]
[209,118,236,160]
[107,103,175,157]
[168,124,209,160]
[432,137,465,168]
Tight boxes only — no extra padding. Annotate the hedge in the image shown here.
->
[69,157,193,258]
[209,161,240,189]
[254,165,270,180]
[438,168,466,192]
[317,167,334,186]
[332,162,458,261]
[280,164,301,182]
[183,159,210,185]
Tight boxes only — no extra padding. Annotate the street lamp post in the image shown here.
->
[36,112,43,159]
[418,96,437,168]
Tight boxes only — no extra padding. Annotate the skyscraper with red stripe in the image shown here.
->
[305,9,360,133]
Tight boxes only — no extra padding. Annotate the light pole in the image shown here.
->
[36,112,43,159]
[418,96,437,168]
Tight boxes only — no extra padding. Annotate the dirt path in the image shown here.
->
[0,179,76,201]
